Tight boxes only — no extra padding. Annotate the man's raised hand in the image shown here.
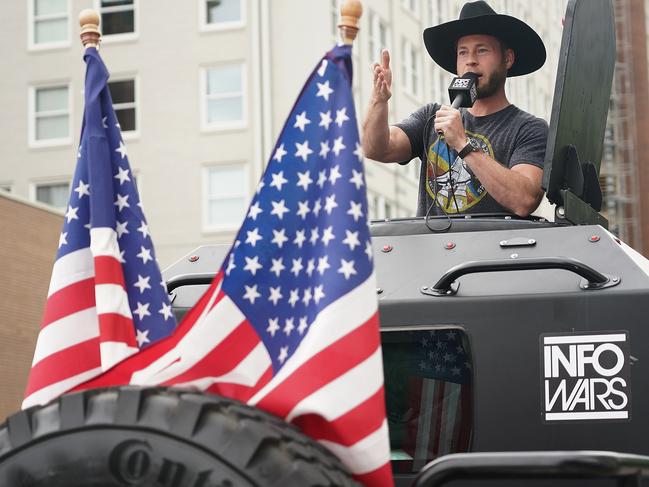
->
[372,49,393,103]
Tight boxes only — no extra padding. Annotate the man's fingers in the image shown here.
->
[381,49,391,70]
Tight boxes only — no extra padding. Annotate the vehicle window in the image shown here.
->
[382,328,473,473]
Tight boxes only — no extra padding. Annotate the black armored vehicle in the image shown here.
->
[1,0,649,486]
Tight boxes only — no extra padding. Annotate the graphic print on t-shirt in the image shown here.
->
[425,130,493,213]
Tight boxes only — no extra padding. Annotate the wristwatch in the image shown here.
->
[457,137,481,159]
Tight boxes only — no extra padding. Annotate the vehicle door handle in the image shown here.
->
[421,257,620,296]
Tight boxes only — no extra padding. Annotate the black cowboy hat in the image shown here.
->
[423,1,546,77]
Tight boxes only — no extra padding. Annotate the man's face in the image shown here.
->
[456,34,513,99]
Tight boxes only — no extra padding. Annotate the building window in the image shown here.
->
[108,78,137,133]
[31,85,70,145]
[383,328,472,473]
[203,164,248,231]
[34,182,70,209]
[30,0,69,48]
[402,38,421,98]
[201,0,243,29]
[99,0,135,37]
[401,0,419,14]
[331,0,341,42]
[0,184,11,193]
[384,201,393,220]
[369,11,390,63]
[202,64,245,129]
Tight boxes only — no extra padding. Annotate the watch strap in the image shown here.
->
[458,138,477,159]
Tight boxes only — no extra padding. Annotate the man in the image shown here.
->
[362,1,549,217]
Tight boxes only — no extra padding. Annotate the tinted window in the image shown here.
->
[382,328,473,473]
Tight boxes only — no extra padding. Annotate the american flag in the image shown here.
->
[384,329,472,474]
[72,45,393,486]
[22,48,176,409]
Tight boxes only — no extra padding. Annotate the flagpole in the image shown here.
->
[339,0,363,45]
[79,9,101,49]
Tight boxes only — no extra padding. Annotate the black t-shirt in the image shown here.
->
[395,103,549,216]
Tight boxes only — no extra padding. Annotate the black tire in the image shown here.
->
[0,387,360,487]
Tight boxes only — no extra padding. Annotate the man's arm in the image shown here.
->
[362,49,412,163]
[434,105,544,217]
[462,154,544,216]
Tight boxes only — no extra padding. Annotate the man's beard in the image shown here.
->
[476,63,507,99]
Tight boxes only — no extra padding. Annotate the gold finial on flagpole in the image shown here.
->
[339,0,363,45]
[79,9,101,49]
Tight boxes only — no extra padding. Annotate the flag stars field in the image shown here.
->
[74,179,90,198]
[273,144,287,163]
[294,111,311,132]
[245,228,263,246]
[65,205,79,223]
[158,303,173,321]
[316,80,333,101]
[115,141,128,159]
[248,201,263,220]
[114,193,130,211]
[136,246,153,264]
[267,318,280,337]
[133,302,151,320]
[116,220,129,238]
[134,274,151,293]
[136,329,150,347]
[296,171,313,191]
[319,111,333,130]
[114,166,130,185]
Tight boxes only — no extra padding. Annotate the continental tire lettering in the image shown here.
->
[158,458,187,486]
[110,439,157,485]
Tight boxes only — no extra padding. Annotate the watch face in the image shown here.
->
[469,137,481,151]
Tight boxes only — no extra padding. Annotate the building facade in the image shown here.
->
[0,193,63,418]
[0,0,566,267]
[601,0,649,256]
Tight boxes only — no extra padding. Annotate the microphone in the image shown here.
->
[437,72,479,136]
[448,72,479,108]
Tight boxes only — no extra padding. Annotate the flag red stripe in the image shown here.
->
[93,255,126,287]
[24,338,101,397]
[41,278,95,329]
[98,313,137,347]
[292,385,386,446]
[161,320,260,386]
[432,380,446,456]
[457,383,472,451]
[73,278,225,391]
[353,461,393,486]
[255,312,380,418]
[208,365,273,403]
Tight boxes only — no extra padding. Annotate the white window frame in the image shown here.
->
[331,0,341,43]
[28,0,71,51]
[402,38,422,100]
[108,75,140,140]
[94,0,138,44]
[368,10,391,64]
[401,0,419,15]
[199,0,246,32]
[29,178,71,209]
[28,82,73,148]
[201,162,250,233]
[200,63,247,132]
